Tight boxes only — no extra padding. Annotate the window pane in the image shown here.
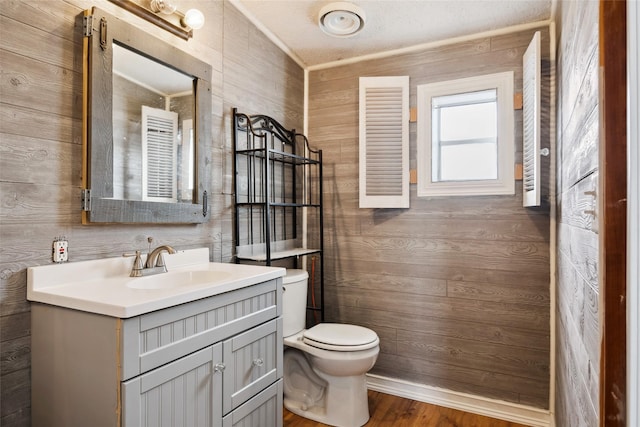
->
[440,141,497,181]
[431,89,499,182]
[432,88,496,108]
[440,102,497,141]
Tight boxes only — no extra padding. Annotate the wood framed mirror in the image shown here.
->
[82,7,212,223]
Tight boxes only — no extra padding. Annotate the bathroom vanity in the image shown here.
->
[28,248,284,427]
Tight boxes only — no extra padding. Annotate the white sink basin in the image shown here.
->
[126,270,232,290]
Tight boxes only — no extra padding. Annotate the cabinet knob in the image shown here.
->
[214,363,225,373]
[252,358,264,367]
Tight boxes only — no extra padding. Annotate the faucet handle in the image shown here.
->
[155,253,167,268]
[123,251,144,277]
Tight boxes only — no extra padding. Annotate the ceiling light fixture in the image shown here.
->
[318,2,366,38]
[108,0,204,40]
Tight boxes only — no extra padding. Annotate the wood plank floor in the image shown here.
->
[283,391,530,427]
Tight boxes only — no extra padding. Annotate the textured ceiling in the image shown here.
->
[232,0,554,68]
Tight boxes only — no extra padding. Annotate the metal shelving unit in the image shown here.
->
[232,108,324,323]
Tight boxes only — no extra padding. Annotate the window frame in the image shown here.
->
[416,71,515,197]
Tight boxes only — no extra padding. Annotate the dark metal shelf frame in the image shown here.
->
[232,108,324,323]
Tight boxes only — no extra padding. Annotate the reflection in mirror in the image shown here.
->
[112,43,195,203]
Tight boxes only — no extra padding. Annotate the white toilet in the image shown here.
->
[282,269,380,427]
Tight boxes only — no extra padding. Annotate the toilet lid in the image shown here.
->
[303,323,379,351]
[283,269,308,285]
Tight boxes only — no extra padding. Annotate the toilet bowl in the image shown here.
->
[282,269,380,427]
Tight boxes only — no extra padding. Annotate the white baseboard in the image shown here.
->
[366,374,551,427]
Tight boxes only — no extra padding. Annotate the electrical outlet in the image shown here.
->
[52,237,69,263]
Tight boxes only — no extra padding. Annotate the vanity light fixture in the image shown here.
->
[108,0,204,40]
[149,0,205,30]
[318,2,366,38]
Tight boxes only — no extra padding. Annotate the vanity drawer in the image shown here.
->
[223,317,283,414]
[121,279,279,380]
[222,379,283,427]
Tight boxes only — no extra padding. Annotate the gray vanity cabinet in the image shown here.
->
[31,278,283,427]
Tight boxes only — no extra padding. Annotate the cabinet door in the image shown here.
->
[222,380,283,427]
[223,318,283,414]
[122,343,223,427]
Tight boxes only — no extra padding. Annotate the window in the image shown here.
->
[417,72,514,197]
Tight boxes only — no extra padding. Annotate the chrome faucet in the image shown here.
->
[123,244,176,277]
[145,245,176,269]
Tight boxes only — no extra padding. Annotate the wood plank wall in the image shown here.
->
[307,27,552,408]
[0,1,303,425]
[555,0,601,426]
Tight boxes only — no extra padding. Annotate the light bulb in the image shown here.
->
[150,0,177,15]
[183,9,205,30]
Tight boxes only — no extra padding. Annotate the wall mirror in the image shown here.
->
[82,7,212,223]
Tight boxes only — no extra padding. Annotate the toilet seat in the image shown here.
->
[303,323,379,351]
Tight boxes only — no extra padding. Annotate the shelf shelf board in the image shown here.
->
[234,148,320,165]
[236,247,321,262]
[236,202,321,208]
[271,202,321,208]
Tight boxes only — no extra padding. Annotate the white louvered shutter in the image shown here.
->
[523,31,542,207]
[142,105,178,202]
[359,76,410,208]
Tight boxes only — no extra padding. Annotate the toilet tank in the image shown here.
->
[282,269,308,337]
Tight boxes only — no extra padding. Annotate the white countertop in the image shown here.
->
[27,248,285,318]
